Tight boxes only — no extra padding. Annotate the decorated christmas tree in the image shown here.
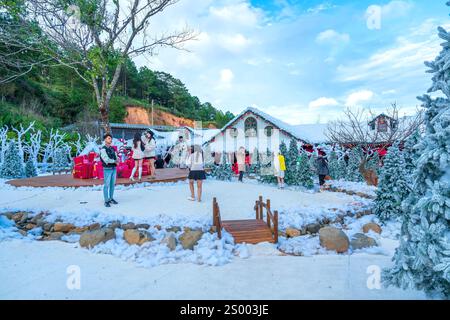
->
[373,144,409,221]
[383,12,450,298]
[345,148,364,182]
[297,151,314,189]
[210,153,233,181]
[285,139,299,185]
[328,149,347,180]
[52,147,70,171]
[258,148,277,184]
[403,130,421,180]
[25,156,38,178]
[0,141,25,179]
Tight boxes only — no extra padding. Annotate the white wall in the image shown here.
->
[207,114,297,154]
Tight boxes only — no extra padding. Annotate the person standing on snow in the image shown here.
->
[142,130,157,179]
[100,133,120,207]
[186,145,206,202]
[130,132,145,182]
[274,150,286,189]
[236,146,246,182]
[316,151,329,190]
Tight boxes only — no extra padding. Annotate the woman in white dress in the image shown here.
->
[142,130,157,179]
[130,132,145,181]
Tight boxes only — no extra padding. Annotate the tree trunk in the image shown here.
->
[99,102,111,135]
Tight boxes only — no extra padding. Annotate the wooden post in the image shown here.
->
[266,199,271,229]
[274,210,279,243]
[259,195,263,220]
[213,197,217,229]
[255,200,259,219]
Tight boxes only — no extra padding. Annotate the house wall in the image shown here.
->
[206,113,298,155]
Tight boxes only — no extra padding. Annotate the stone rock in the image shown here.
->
[18,230,27,237]
[179,230,203,250]
[350,233,377,250]
[30,212,45,224]
[72,226,89,234]
[121,222,136,230]
[43,223,53,232]
[88,223,101,230]
[123,229,155,245]
[79,228,115,248]
[306,223,321,234]
[162,233,177,251]
[2,212,14,219]
[19,213,29,223]
[166,226,181,233]
[286,227,301,238]
[209,226,217,234]
[154,225,162,231]
[48,232,64,240]
[25,223,36,230]
[53,223,75,233]
[108,221,121,229]
[10,212,22,222]
[136,223,150,230]
[319,227,350,253]
[363,223,382,234]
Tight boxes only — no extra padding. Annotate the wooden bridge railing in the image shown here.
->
[254,196,279,243]
[212,197,222,239]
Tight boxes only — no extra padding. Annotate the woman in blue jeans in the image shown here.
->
[100,133,119,207]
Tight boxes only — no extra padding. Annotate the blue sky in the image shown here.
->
[138,0,449,124]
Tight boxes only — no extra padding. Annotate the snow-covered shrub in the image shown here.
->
[0,141,24,179]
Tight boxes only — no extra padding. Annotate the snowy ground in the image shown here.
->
[0,178,371,228]
[0,239,426,299]
[0,177,427,299]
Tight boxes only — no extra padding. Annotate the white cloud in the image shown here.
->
[307,2,337,14]
[209,2,262,27]
[345,90,374,106]
[215,69,234,91]
[381,1,414,18]
[218,33,251,53]
[316,29,350,45]
[309,97,339,109]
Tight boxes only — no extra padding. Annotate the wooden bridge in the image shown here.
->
[213,196,278,244]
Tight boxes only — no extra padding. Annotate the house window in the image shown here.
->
[377,117,388,132]
[264,126,274,137]
[244,117,257,137]
[229,127,238,138]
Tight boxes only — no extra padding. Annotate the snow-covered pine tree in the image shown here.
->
[211,153,233,181]
[328,149,347,180]
[285,139,299,185]
[297,151,314,189]
[52,147,70,172]
[248,148,260,176]
[279,141,288,157]
[373,144,409,221]
[0,141,25,179]
[345,148,364,182]
[383,12,450,298]
[403,130,421,181]
[258,148,277,184]
[25,156,38,178]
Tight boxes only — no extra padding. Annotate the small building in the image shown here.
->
[202,107,330,163]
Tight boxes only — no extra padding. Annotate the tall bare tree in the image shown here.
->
[326,103,424,184]
[3,0,196,133]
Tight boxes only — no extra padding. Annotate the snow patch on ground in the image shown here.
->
[329,180,377,197]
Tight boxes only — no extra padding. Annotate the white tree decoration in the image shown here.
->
[0,126,8,164]
[12,121,34,166]
[23,129,42,168]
